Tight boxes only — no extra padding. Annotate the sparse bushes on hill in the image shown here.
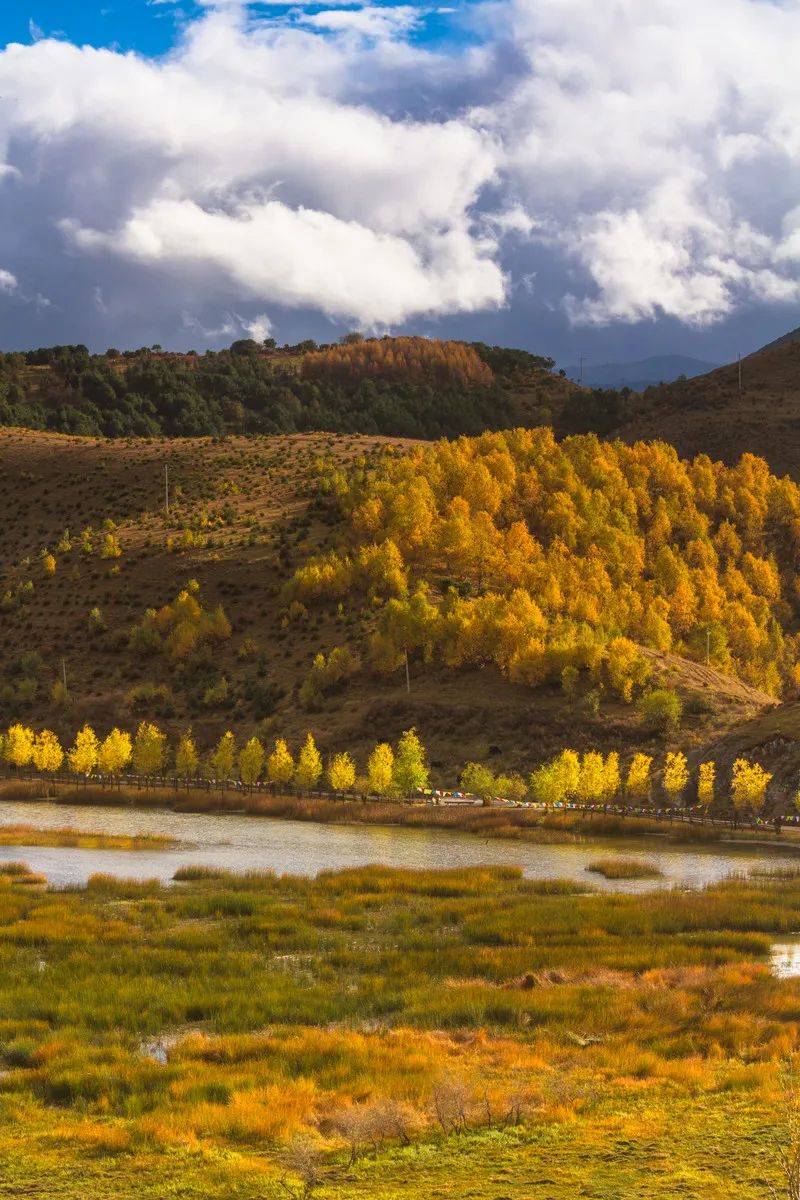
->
[299,645,360,710]
[129,581,231,662]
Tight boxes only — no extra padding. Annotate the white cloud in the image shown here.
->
[0,8,502,329]
[484,0,800,325]
[242,313,273,341]
[302,7,423,40]
[0,270,18,294]
[62,197,504,325]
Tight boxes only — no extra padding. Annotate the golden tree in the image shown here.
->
[731,758,772,817]
[625,753,653,803]
[577,752,605,804]
[663,752,689,807]
[132,722,167,777]
[295,733,323,790]
[553,750,581,800]
[239,737,265,786]
[327,752,356,792]
[210,732,237,781]
[5,724,34,769]
[267,738,294,785]
[529,761,563,806]
[98,728,132,776]
[32,730,63,773]
[100,532,122,559]
[68,724,99,776]
[601,751,621,801]
[366,743,394,795]
[175,730,200,778]
[697,761,715,811]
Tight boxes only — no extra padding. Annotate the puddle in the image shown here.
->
[771,941,800,977]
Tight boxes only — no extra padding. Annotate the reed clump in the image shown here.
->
[0,825,176,851]
[586,858,664,880]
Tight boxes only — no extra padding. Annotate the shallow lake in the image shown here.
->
[2,799,800,891]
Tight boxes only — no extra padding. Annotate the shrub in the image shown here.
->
[638,688,682,735]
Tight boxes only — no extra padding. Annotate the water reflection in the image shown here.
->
[771,942,800,978]
[2,800,800,891]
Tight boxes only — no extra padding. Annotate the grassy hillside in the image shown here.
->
[609,330,800,478]
[0,427,782,787]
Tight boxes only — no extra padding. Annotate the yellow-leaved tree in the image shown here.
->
[98,728,132,776]
[5,724,34,768]
[267,739,294,785]
[367,743,395,795]
[625,753,653,803]
[100,532,122,559]
[731,758,772,819]
[601,752,620,801]
[697,762,715,812]
[210,732,236,781]
[175,730,200,778]
[529,749,581,806]
[577,752,605,804]
[663,752,689,808]
[392,728,429,795]
[295,733,323,790]
[328,752,356,792]
[68,725,99,776]
[239,737,265,786]
[32,730,63,773]
[132,722,167,778]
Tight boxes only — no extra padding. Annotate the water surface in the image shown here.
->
[771,941,800,978]
[2,800,800,892]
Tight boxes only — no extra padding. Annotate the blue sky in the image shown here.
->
[3,1,181,55]
[0,0,799,366]
[4,2,480,56]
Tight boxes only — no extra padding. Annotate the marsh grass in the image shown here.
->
[586,857,664,880]
[0,825,176,851]
[0,864,796,1196]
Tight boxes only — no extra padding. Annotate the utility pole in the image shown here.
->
[61,657,68,693]
[706,629,711,668]
[165,463,170,515]
[738,353,743,393]
[404,648,411,695]
[579,356,586,387]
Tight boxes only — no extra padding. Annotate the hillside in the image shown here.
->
[0,427,782,785]
[0,337,576,442]
[611,330,800,477]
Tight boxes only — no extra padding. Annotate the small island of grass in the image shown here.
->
[586,856,664,880]
[0,825,177,851]
[0,860,47,886]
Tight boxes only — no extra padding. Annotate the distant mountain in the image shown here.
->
[563,354,719,391]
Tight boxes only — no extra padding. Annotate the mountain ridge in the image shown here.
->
[563,354,719,391]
